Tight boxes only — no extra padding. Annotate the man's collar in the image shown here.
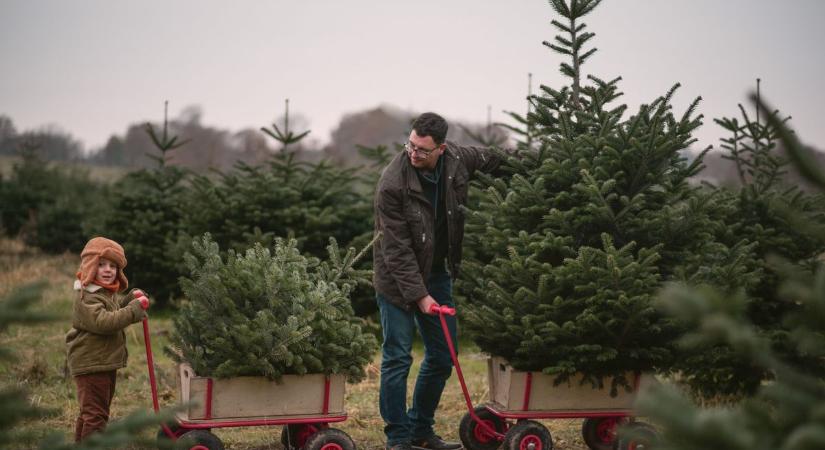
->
[417,153,443,183]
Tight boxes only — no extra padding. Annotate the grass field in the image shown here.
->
[1,238,591,450]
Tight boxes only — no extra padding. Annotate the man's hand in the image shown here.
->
[417,295,438,314]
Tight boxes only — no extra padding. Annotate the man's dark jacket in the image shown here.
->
[373,141,504,310]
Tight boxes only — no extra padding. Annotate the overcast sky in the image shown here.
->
[2,0,824,153]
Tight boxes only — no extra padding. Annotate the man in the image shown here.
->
[373,112,505,450]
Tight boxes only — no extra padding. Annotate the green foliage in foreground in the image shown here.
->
[0,282,177,449]
[674,96,825,397]
[633,97,825,450]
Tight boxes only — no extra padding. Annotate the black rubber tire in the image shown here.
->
[503,420,553,450]
[179,429,225,450]
[459,406,506,450]
[582,417,624,450]
[303,427,356,450]
[613,422,657,450]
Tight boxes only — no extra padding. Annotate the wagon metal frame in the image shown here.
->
[429,305,655,450]
[141,317,355,450]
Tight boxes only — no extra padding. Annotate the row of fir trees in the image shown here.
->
[0,101,378,314]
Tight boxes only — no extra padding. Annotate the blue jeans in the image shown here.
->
[377,271,458,446]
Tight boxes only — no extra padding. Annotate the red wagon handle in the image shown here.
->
[428,305,505,440]
[142,317,178,439]
[428,304,456,316]
[142,318,160,412]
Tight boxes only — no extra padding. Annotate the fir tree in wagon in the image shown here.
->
[459,0,740,393]
[162,233,377,450]
[170,234,377,383]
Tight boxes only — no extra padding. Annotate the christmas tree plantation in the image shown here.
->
[171,234,377,382]
[632,102,825,449]
[670,92,825,397]
[173,103,374,315]
[460,0,736,390]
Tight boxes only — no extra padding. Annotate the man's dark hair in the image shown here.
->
[412,112,448,145]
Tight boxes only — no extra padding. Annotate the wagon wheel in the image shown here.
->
[582,417,625,450]
[302,427,356,450]
[179,429,224,450]
[282,423,325,450]
[613,422,657,450]
[459,406,507,450]
[503,420,552,450]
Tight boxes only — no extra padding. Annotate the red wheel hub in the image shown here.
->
[190,446,210,450]
[320,444,343,450]
[473,419,497,443]
[296,424,320,448]
[597,417,620,443]
[519,435,543,450]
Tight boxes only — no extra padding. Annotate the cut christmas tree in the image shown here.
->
[171,233,376,382]
[459,0,747,394]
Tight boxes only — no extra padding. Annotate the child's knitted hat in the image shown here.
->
[77,237,129,289]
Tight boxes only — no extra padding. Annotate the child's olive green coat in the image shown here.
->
[65,281,145,376]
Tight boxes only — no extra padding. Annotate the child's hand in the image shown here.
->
[136,294,150,310]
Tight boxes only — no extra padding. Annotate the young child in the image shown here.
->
[65,236,150,442]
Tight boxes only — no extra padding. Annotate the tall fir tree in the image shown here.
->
[94,102,189,307]
[459,0,742,391]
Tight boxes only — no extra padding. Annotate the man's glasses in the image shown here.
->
[405,141,439,156]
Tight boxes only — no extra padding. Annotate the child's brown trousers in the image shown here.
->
[74,370,117,442]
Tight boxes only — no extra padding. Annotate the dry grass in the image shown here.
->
[1,238,589,450]
[0,155,129,183]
